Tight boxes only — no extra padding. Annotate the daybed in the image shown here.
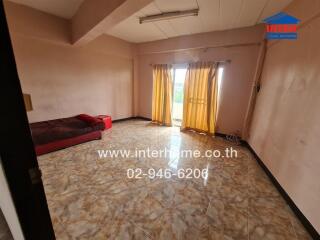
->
[30,114,105,155]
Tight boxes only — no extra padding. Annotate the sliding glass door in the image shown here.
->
[172,67,187,126]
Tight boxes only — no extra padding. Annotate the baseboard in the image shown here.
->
[214,132,227,138]
[135,116,152,121]
[214,132,247,145]
[112,116,152,123]
[112,117,135,123]
[244,142,320,239]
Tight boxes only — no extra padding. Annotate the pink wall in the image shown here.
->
[249,0,320,232]
[136,25,265,137]
[4,1,134,123]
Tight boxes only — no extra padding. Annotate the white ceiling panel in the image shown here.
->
[139,2,179,39]
[155,21,179,38]
[8,0,84,19]
[154,0,198,12]
[169,16,204,36]
[258,0,294,21]
[182,17,205,35]
[9,0,294,42]
[140,2,161,15]
[219,0,243,29]
[108,12,165,43]
[107,0,293,43]
[167,18,191,36]
[235,0,269,28]
[197,0,220,32]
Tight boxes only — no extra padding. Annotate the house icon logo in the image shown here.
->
[263,12,300,40]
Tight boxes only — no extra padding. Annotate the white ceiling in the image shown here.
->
[107,0,293,43]
[7,0,293,42]
[8,0,84,19]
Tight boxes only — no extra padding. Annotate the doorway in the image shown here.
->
[0,2,55,239]
[172,67,187,126]
[171,65,224,127]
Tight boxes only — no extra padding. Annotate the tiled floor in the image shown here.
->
[0,209,13,240]
[38,120,312,240]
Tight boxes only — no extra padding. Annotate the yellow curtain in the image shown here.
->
[181,62,219,134]
[152,64,173,126]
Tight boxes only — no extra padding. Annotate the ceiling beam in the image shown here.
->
[71,0,153,46]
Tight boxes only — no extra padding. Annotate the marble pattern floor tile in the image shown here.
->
[37,120,312,240]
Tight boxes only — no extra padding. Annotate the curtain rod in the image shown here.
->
[149,60,231,66]
[142,42,261,55]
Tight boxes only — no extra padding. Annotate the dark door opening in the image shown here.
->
[0,2,55,239]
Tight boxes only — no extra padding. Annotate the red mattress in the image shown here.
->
[34,130,101,155]
[30,115,105,155]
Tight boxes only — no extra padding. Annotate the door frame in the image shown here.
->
[0,1,55,239]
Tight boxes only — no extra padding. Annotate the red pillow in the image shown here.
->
[76,114,102,126]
